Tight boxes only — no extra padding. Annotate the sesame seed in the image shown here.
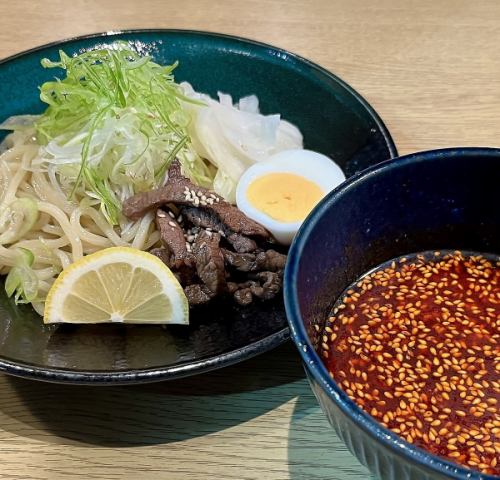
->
[320,250,499,475]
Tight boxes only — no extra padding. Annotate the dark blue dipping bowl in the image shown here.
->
[284,148,500,480]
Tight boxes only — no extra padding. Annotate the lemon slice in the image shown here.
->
[44,247,188,325]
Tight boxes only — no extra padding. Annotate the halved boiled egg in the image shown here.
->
[236,149,346,245]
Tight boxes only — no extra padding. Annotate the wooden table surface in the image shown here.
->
[1,1,500,479]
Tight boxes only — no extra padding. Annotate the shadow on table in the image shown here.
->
[287,392,373,480]
[0,342,305,447]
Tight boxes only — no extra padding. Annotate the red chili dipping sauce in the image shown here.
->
[320,251,499,475]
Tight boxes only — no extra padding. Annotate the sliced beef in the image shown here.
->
[222,249,286,272]
[149,247,171,266]
[256,250,286,272]
[132,162,286,308]
[123,161,269,239]
[222,250,257,272]
[253,271,282,300]
[192,230,226,295]
[156,210,190,263]
[181,205,224,233]
[227,271,282,306]
[227,280,257,306]
[227,281,245,294]
[155,210,197,284]
[154,206,283,306]
[168,159,183,179]
[226,233,257,253]
[181,206,257,253]
[123,188,176,220]
[149,245,196,286]
[233,286,255,306]
[184,284,215,306]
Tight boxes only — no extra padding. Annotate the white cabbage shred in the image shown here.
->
[180,82,303,203]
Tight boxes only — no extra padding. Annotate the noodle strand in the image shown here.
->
[0,129,162,313]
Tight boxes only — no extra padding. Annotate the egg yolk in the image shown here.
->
[246,173,324,223]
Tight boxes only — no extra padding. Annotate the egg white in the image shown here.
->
[236,149,346,245]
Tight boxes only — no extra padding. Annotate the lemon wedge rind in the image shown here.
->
[43,247,189,325]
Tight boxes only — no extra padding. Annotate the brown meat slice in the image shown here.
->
[234,287,254,306]
[222,251,257,272]
[226,233,257,253]
[156,210,187,259]
[192,230,226,294]
[256,250,287,272]
[227,281,257,306]
[168,159,184,179]
[155,210,197,285]
[253,271,282,300]
[123,161,269,239]
[181,206,257,253]
[222,249,287,272]
[150,247,197,287]
[149,247,171,266]
[184,284,215,305]
[228,271,282,305]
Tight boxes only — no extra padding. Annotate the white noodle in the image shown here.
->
[37,202,84,260]
[35,267,60,281]
[55,250,71,270]
[0,128,161,313]
[41,224,65,236]
[131,211,154,249]
[144,230,161,250]
[78,205,128,246]
[70,207,113,248]
[1,147,32,205]
[32,171,75,214]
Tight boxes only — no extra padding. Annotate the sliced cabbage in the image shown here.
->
[180,82,303,203]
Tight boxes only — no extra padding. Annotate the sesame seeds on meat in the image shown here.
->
[136,161,286,307]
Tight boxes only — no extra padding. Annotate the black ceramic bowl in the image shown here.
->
[0,29,396,384]
[284,148,500,479]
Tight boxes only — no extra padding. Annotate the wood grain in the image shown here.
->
[3,0,500,157]
[1,0,499,478]
[0,344,371,479]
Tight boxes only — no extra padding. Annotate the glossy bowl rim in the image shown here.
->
[284,147,500,479]
[0,28,397,384]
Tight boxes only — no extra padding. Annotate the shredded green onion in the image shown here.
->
[0,198,39,245]
[36,42,211,225]
[5,248,38,304]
